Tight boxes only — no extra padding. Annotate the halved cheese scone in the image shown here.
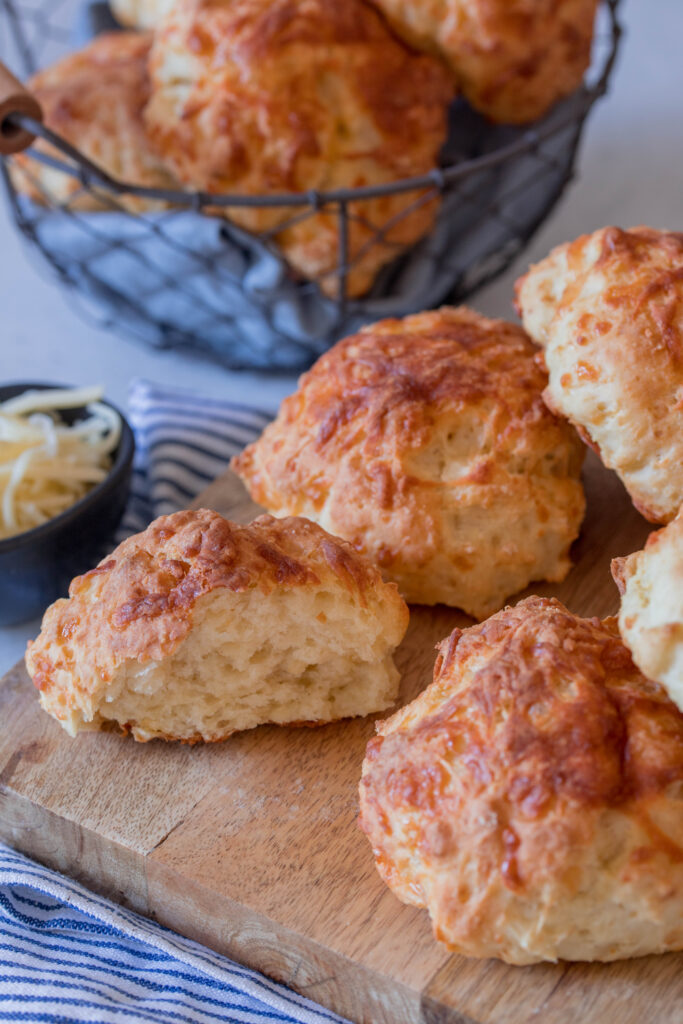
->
[26,509,409,742]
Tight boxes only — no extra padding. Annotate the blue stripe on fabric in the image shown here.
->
[130,405,271,432]
[0,976,295,1024]
[0,866,347,1024]
[0,938,204,979]
[9,891,63,912]
[139,416,268,444]
[129,386,273,421]
[0,993,273,1024]
[144,421,265,448]
[0,957,294,1018]
[0,891,131,935]
[0,922,292,1001]
[148,452,218,481]
[0,886,182,952]
[0,918,344,1024]
[147,438,244,466]
[0,935,295,1018]
[133,400,271,424]
[2,867,238,973]
[0,927,284,1001]
[0,1014,93,1022]
[149,477,198,502]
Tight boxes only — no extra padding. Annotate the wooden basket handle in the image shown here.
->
[0,61,43,156]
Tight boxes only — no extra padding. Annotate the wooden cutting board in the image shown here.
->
[1,453,682,1024]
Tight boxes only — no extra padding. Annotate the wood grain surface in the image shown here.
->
[1,452,681,1024]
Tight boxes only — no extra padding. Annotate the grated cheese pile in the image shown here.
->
[0,386,121,540]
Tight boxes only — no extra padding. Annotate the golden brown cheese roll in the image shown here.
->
[11,32,178,212]
[359,596,683,964]
[232,307,586,619]
[26,509,409,742]
[613,510,683,712]
[110,0,174,28]
[143,0,454,298]
[369,0,599,123]
[516,227,683,524]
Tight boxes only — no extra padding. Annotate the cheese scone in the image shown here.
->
[233,307,585,619]
[516,226,683,524]
[360,596,683,964]
[26,510,409,742]
[613,509,683,712]
[144,0,454,298]
[369,0,599,123]
[11,32,177,212]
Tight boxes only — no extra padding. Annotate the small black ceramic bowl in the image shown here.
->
[0,383,134,626]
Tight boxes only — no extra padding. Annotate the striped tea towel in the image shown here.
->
[117,377,274,540]
[0,844,348,1024]
[1,379,350,1024]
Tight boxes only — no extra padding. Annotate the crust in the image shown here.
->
[26,509,403,701]
[144,0,454,297]
[370,0,599,123]
[233,307,586,617]
[517,226,683,524]
[11,32,177,212]
[359,595,683,963]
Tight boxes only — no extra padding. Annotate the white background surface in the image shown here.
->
[0,0,679,667]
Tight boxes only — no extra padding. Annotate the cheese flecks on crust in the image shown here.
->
[143,0,454,298]
[516,226,683,524]
[11,32,177,212]
[233,307,586,619]
[359,596,683,964]
[369,0,599,124]
[26,509,409,742]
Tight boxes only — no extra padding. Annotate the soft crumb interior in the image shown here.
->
[90,586,401,741]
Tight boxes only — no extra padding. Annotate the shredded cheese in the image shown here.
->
[0,386,122,540]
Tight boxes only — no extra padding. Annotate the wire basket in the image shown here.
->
[0,0,622,371]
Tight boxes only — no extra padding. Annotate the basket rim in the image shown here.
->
[2,0,622,209]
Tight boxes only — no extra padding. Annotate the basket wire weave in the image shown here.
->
[0,0,622,370]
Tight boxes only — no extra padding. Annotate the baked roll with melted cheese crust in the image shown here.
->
[369,0,599,123]
[26,509,408,742]
[613,509,683,713]
[232,308,585,619]
[359,596,683,963]
[516,226,683,524]
[11,32,177,212]
[143,0,454,298]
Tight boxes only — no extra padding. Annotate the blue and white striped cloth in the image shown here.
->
[1,380,351,1024]
[0,844,348,1023]
[117,377,273,540]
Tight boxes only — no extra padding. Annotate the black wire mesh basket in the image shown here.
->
[0,0,622,371]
